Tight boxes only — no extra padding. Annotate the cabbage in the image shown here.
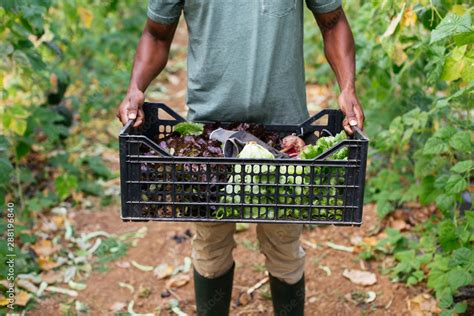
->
[237,142,274,159]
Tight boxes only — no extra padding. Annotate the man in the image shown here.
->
[117,0,364,315]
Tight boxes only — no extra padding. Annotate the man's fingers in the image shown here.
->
[119,103,129,125]
[345,106,358,127]
[127,93,145,120]
[133,107,145,128]
[342,118,354,135]
[127,97,138,120]
[340,99,357,127]
[354,105,365,130]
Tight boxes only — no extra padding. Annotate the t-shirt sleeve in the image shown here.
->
[306,0,342,14]
[147,0,184,24]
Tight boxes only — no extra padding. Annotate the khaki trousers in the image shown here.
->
[192,222,305,284]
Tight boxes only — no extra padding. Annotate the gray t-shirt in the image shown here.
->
[148,0,341,125]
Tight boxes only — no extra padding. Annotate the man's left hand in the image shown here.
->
[338,89,364,135]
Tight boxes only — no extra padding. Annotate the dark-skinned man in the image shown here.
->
[117,1,364,315]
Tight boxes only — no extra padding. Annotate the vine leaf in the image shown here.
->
[430,12,472,44]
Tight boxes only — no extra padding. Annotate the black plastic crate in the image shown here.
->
[119,102,368,225]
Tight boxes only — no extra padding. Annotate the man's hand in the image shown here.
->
[117,88,145,127]
[312,7,363,135]
[338,89,364,135]
[116,19,179,127]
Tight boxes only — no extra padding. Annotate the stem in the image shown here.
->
[14,154,25,212]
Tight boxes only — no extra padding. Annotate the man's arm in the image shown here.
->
[117,19,178,127]
[312,7,364,134]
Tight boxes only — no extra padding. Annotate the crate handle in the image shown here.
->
[299,109,338,127]
[298,109,344,137]
[351,126,369,141]
[119,119,136,135]
[143,102,186,122]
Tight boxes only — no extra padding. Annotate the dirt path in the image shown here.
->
[33,203,418,315]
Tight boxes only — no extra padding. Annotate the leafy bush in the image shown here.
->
[305,1,473,313]
[0,2,145,309]
[1,0,145,214]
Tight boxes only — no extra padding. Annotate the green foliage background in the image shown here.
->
[0,0,472,314]
[305,1,473,314]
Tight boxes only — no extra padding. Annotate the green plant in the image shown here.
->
[305,1,473,313]
[0,2,145,311]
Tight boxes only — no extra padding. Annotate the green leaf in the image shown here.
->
[0,42,14,56]
[434,126,457,140]
[447,267,472,291]
[445,175,468,194]
[430,13,472,44]
[454,31,474,46]
[453,302,468,313]
[10,119,28,136]
[0,135,9,152]
[55,173,78,200]
[438,221,459,251]
[441,45,466,81]
[435,194,456,213]
[428,268,449,291]
[438,287,453,308]
[81,156,112,179]
[451,160,472,173]
[0,157,13,184]
[451,247,473,267]
[173,122,204,136]
[423,137,448,155]
[418,176,439,205]
[461,50,474,82]
[394,249,416,262]
[449,131,472,152]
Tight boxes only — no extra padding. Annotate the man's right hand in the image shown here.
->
[117,88,145,127]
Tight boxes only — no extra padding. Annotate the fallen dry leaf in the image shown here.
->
[342,269,377,286]
[301,239,318,249]
[407,293,441,316]
[318,265,332,276]
[350,235,363,246]
[154,263,173,280]
[14,290,31,306]
[237,292,251,306]
[68,280,86,291]
[363,236,379,247]
[131,260,154,272]
[0,295,9,306]
[390,219,408,231]
[326,242,354,253]
[138,285,152,299]
[166,274,190,289]
[17,279,39,293]
[45,286,78,297]
[31,240,59,257]
[118,282,135,294]
[38,257,61,271]
[110,302,127,312]
[344,290,376,305]
[40,270,64,284]
[115,261,131,269]
[51,216,65,229]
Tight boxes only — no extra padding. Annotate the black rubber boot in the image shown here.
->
[269,273,305,316]
[193,263,234,316]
